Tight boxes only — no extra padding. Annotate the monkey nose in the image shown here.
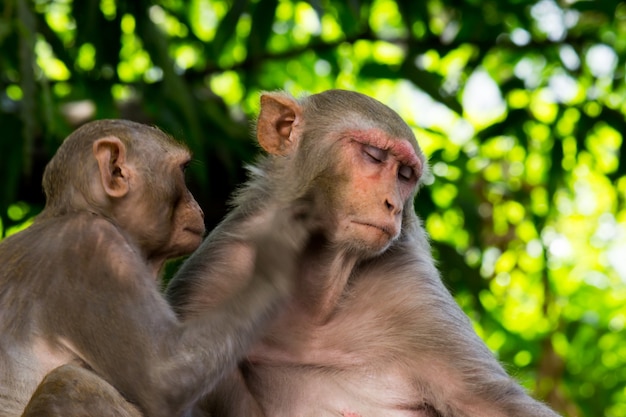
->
[192,199,205,219]
[385,198,401,215]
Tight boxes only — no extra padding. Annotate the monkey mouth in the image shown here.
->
[184,227,206,237]
[352,221,393,237]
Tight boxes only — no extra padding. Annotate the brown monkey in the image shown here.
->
[167,90,562,417]
[0,119,310,417]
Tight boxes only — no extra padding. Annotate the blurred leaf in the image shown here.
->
[247,0,278,59]
[16,0,36,177]
[135,6,209,193]
[0,17,11,44]
[396,0,429,37]
[333,0,362,35]
[211,0,248,59]
[74,0,122,70]
[359,62,399,79]
[400,59,463,114]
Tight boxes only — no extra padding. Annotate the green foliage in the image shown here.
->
[1,0,625,415]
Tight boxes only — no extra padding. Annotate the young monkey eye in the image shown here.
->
[363,145,386,163]
[180,160,193,183]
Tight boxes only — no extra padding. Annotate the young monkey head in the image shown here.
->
[41,119,206,271]
[256,89,426,257]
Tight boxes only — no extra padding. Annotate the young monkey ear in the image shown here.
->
[257,92,302,156]
[93,136,130,199]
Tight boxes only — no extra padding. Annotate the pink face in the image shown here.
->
[328,128,422,256]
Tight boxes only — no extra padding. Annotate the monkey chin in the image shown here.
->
[167,229,205,258]
[342,223,396,258]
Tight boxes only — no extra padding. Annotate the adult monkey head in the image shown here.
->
[257,90,425,258]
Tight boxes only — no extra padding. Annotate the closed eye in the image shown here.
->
[398,165,413,181]
[363,145,386,163]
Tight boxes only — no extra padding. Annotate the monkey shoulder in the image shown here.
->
[0,214,112,285]
[20,213,127,248]
[30,213,148,286]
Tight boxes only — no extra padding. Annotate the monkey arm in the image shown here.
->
[32,216,287,417]
[165,203,317,417]
[191,367,265,417]
[350,239,560,417]
[35,218,187,416]
[167,200,302,316]
[167,237,258,317]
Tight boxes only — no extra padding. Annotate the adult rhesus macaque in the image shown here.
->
[0,119,312,417]
[167,90,561,417]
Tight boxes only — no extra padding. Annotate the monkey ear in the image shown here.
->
[257,93,302,156]
[93,136,130,199]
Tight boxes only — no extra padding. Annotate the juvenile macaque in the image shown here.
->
[167,90,562,417]
[0,119,310,417]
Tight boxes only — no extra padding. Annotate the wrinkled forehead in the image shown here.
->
[340,111,424,157]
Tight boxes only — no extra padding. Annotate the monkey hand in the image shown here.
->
[250,198,320,298]
[286,191,326,240]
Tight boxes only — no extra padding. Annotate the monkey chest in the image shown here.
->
[242,360,430,417]
[243,286,433,416]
